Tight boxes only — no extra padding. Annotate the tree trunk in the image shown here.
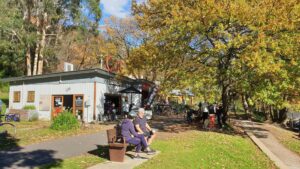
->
[37,12,47,75]
[242,94,249,114]
[33,4,40,76]
[221,85,230,124]
[24,1,33,76]
[26,46,32,76]
[269,106,274,121]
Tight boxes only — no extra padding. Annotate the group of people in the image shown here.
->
[104,101,117,121]
[121,108,156,159]
[187,102,226,129]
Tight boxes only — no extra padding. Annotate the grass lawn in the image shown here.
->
[136,131,276,169]
[265,124,300,155]
[0,121,114,150]
[38,154,105,169]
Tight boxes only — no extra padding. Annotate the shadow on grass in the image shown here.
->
[0,133,62,168]
[88,145,110,160]
[88,144,136,161]
[149,116,248,137]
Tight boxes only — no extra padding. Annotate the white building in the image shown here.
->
[1,69,154,122]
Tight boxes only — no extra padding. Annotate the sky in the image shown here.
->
[100,0,145,19]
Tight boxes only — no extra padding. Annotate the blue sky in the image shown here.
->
[100,0,145,20]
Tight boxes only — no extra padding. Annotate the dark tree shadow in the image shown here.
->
[88,145,110,160]
[149,116,248,138]
[88,144,136,161]
[0,133,62,169]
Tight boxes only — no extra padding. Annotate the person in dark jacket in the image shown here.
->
[121,114,155,158]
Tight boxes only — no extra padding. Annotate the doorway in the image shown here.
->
[51,94,84,120]
[104,94,122,115]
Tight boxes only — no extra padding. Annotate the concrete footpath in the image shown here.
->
[88,151,159,169]
[237,120,300,169]
[0,131,107,169]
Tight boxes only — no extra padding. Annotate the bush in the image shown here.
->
[51,111,79,131]
[1,103,6,114]
[23,105,36,110]
[252,111,267,122]
[28,111,39,121]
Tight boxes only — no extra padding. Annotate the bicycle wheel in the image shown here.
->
[0,123,16,136]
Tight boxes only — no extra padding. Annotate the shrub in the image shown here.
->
[1,103,6,114]
[23,105,36,110]
[252,111,267,122]
[28,111,39,121]
[51,111,79,131]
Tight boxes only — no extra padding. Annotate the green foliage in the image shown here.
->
[1,103,7,114]
[252,111,267,123]
[132,0,300,117]
[51,111,79,131]
[23,105,36,110]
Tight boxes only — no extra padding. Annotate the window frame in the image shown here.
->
[27,91,35,103]
[13,91,21,103]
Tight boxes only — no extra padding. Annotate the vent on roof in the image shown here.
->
[64,62,74,72]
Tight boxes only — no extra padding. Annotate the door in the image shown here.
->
[73,95,84,120]
[52,95,64,118]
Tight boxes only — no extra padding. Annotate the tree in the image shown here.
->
[132,0,300,121]
[0,0,103,77]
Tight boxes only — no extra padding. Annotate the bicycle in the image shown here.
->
[0,114,16,136]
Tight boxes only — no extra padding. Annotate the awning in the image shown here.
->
[119,86,142,94]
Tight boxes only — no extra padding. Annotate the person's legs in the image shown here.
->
[147,133,156,145]
[136,134,155,154]
[127,137,142,157]
[217,114,222,128]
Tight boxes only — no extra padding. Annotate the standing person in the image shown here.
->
[202,102,209,129]
[121,114,155,159]
[111,103,117,121]
[122,99,129,116]
[186,105,193,124]
[134,108,156,146]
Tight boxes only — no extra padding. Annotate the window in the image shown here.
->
[13,91,21,103]
[27,91,35,103]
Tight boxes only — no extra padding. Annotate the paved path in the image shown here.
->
[0,131,107,169]
[88,151,159,169]
[237,120,300,169]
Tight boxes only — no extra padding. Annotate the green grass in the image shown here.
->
[136,131,276,169]
[39,154,105,169]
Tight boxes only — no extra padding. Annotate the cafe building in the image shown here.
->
[1,68,154,122]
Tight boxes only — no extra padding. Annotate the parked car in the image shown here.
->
[287,118,300,131]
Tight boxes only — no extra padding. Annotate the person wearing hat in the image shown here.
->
[121,114,155,158]
[134,108,156,145]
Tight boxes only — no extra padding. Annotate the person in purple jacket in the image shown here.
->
[121,114,155,159]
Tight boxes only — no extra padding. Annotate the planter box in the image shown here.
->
[8,109,39,121]
[109,144,127,162]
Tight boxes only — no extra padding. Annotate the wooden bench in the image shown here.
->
[107,128,128,162]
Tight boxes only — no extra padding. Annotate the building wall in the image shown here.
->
[9,77,143,122]
[9,81,94,121]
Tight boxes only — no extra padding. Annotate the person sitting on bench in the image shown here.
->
[134,108,156,145]
[121,114,155,159]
